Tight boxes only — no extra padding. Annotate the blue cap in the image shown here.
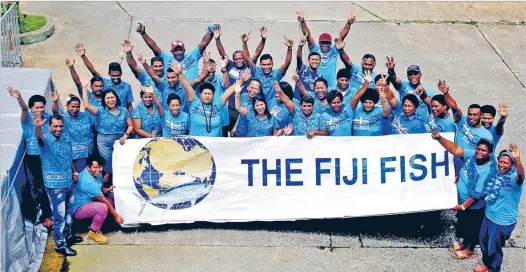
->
[407,65,421,73]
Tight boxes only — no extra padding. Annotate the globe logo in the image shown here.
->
[132,137,216,214]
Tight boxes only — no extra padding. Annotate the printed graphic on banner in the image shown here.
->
[132,138,216,213]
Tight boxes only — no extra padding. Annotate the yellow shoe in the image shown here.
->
[88,230,109,244]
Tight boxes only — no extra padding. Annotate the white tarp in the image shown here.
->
[1,68,54,272]
[113,133,457,226]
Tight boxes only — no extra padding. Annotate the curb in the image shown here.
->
[20,16,55,45]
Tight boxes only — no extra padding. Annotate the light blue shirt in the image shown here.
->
[246,110,278,137]
[162,111,189,136]
[95,106,131,135]
[294,63,321,101]
[349,64,377,95]
[155,79,188,113]
[387,105,427,135]
[251,66,284,103]
[137,69,163,95]
[22,112,51,155]
[160,47,202,82]
[324,105,353,136]
[267,98,299,129]
[131,102,163,138]
[486,171,523,225]
[40,133,73,188]
[69,168,103,214]
[352,106,384,136]
[188,99,225,137]
[235,93,252,137]
[86,89,102,108]
[310,43,338,85]
[427,116,457,133]
[454,115,493,151]
[306,91,330,115]
[102,78,134,105]
[291,108,326,136]
[202,74,229,127]
[62,111,95,159]
[457,149,491,210]
[398,81,435,121]
[487,125,503,151]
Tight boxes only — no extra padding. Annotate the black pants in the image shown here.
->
[222,108,239,137]
[21,154,52,223]
[456,208,485,251]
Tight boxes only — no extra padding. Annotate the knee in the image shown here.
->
[96,202,109,216]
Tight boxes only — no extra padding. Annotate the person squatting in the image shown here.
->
[8,10,522,272]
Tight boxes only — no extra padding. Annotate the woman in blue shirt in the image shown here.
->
[387,94,428,135]
[235,90,278,137]
[417,81,456,133]
[160,93,190,136]
[81,76,133,173]
[132,88,162,138]
[323,91,353,136]
[293,74,329,114]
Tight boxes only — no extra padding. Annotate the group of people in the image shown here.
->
[9,10,522,272]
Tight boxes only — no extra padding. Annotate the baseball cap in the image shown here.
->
[407,65,421,73]
[171,40,185,50]
[319,33,332,42]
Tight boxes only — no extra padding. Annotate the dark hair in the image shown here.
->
[468,104,481,111]
[108,62,122,73]
[360,88,379,104]
[91,76,104,85]
[167,93,181,106]
[209,59,216,64]
[431,94,449,110]
[374,74,385,84]
[481,105,497,117]
[336,68,351,80]
[232,50,243,59]
[301,95,315,106]
[260,54,273,62]
[327,90,343,104]
[249,78,262,87]
[362,53,376,63]
[66,94,81,106]
[166,67,175,74]
[28,94,46,108]
[314,78,328,88]
[402,94,420,109]
[87,155,105,167]
[199,82,216,94]
[477,138,494,153]
[140,90,155,98]
[151,56,163,66]
[279,82,294,100]
[252,94,272,119]
[308,52,321,59]
[101,89,122,109]
[48,113,63,125]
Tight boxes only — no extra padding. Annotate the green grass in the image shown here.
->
[19,14,46,34]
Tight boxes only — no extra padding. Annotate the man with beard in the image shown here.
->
[294,35,322,101]
[336,37,378,95]
[136,23,215,82]
[481,103,509,151]
[123,40,165,94]
[66,56,104,107]
[75,43,134,113]
[297,10,356,85]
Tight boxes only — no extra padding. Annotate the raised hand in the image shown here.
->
[291,72,300,82]
[34,116,46,127]
[80,76,90,88]
[122,40,133,53]
[241,68,251,82]
[509,143,520,159]
[299,35,307,47]
[385,56,395,69]
[378,73,388,86]
[415,85,426,96]
[141,85,154,94]
[379,90,387,101]
[234,84,244,95]
[296,10,305,22]
[65,55,75,67]
[50,90,59,102]
[334,36,345,50]
[171,61,182,74]
[348,10,356,24]
[260,26,268,39]
[136,23,146,34]
[203,51,211,63]
[213,25,222,40]
[364,70,372,82]
[431,129,441,140]
[75,42,86,57]
[7,87,20,99]
[136,53,145,64]
[241,31,251,43]
[498,102,509,117]
[284,36,293,48]
[220,56,229,70]
[284,123,294,136]
[438,79,449,94]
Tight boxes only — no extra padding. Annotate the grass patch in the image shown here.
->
[19,14,46,34]
[40,235,67,272]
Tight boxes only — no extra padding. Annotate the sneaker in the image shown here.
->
[55,246,77,256]
[88,230,109,244]
[67,235,84,246]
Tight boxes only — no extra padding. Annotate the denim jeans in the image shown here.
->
[46,187,74,249]
[479,216,516,272]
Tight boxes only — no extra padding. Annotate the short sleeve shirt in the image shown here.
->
[352,106,384,136]
[324,105,353,136]
[62,111,95,159]
[102,78,134,105]
[162,111,189,136]
[188,99,225,137]
[160,47,202,82]
[291,109,326,136]
[251,66,284,103]
[486,171,523,225]
[457,150,492,209]
[22,112,51,155]
[40,133,73,188]
[246,110,278,137]
[349,64,377,95]
[131,102,163,138]
[96,106,131,135]
[69,168,103,214]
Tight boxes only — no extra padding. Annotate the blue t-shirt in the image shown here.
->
[162,111,189,136]
[69,168,103,214]
[96,106,131,135]
[40,133,73,188]
[328,86,355,107]
[457,149,492,210]
[310,43,339,85]
[225,61,249,109]
[160,47,202,82]
[251,66,284,103]
[62,111,95,159]
[487,125,503,151]
[131,102,163,138]
[22,112,51,155]
[235,93,252,137]
[86,89,102,108]
[454,116,493,151]
[349,64,377,95]
[427,116,456,133]
[387,105,428,135]
[305,91,330,115]
[323,105,353,136]
[196,75,229,126]
[136,69,163,96]
[398,81,435,121]
[102,78,134,106]
[188,99,224,137]
[267,98,299,129]
[246,110,278,137]
[352,106,384,136]
[156,79,188,113]
[294,63,321,101]
[290,108,326,136]
[486,171,523,225]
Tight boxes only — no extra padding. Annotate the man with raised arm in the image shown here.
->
[480,103,509,151]
[136,22,215,82]
[294,35,322,101]
[297,10,356,85]
[65,56,104,108]
[75,42,134,112]
[123,39,165,93]
[336,37,378,95]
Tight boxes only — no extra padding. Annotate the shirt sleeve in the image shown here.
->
[310,43,321,53]
[83,181,103,198]
[511,172,521,188]
[131,106,141,119]
[137,69,148,84]
[463,149,476,161]
[160,50,173,64]
[124,108,132,121]
[317,114,326,130]
[125,83,134,104]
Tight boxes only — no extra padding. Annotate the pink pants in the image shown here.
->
[74,202,108,231]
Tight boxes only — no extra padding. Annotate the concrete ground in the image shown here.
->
[18,1,526,271]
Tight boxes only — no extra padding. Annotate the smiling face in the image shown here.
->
[407,71,421,85]
[481,113,494,129]
[361,57,375,73]
[319,41,331,52]
[375,80,386,93]
[200,89,214,104]
[166,71,179,87]
[260,59,273,74]
[248,81,261,98]
[301,102,314,116]
[169,99,181,116]
[308,55,321,69]
[31,101,45,118]
[109,70,122,85]
[314,81,328,100]
[402,99,417,117]
[91,80,104,97]
[254,100,266,116]
[67,100,81,117]
[467,108,482,127]
[330,96,342,113]
[88,161,102,178]
[104,92,117,109]
[337,77,349,91]
[497,155,514,174]
[431,100,447,117]
[142,92,153,107]
[233,52,245,68]
[152,60,165,77]
[475,144,491,160]
[172,47,185,61]
[362,100,375,112]
[48,118,64,137]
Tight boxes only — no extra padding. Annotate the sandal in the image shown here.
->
[448,242,465,252]
[451,249,475,259]
[473,264,488,272]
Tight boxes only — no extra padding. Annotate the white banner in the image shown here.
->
[113,133,457,227]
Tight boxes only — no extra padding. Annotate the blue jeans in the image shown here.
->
[46,187,74,249]
[479,216,516,272]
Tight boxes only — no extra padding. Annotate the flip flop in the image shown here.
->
[451,250,475,259]
[448,242,464,252]
[473,264,488,272]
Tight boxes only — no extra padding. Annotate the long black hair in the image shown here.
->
[252,94,272,119]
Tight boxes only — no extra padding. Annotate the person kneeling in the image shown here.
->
[69,156,123,244]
